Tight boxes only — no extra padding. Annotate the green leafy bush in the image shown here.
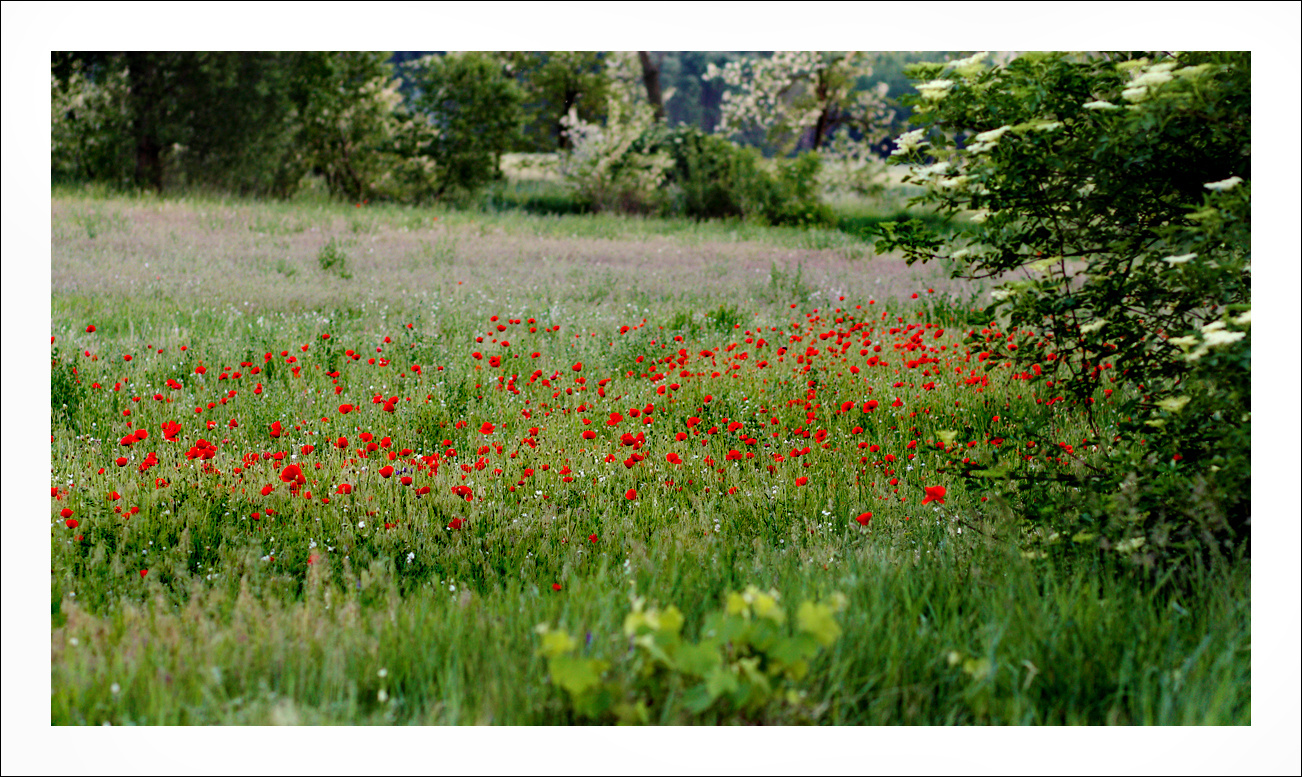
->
[876,52,1251,566]
[536,586,846,724]
[402,52,524,201]
[653,125,834,227]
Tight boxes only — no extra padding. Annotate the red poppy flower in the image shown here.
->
[270,421,283,438]
[582,430,596,440]
[339,404,354,414]
[60,508,73,519]
[552,583,563,591]
[448,517,465,530]
[796,476,809,487]
[589,534,598,543]
[140,569,148,578]
[65,518,79,529]
[624,488,637,501]
[261,484,275,496]
[301,444,315,455]
[479,422,495,435]
[855,512,872,526]
[922,485,947,505]
[379,466,395,478]
[336,483,352,495]
[86,325,96,333]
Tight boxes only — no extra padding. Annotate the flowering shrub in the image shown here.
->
[877,52,1251,563]
[535,587,846,724]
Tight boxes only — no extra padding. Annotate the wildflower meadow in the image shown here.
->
[45,188,1253,729]
[9,33,1301,776]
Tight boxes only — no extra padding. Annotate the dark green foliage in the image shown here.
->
[878,52,1251,567]
[503,52,612,152]
[402,52,524,200]
[649,125,834,227]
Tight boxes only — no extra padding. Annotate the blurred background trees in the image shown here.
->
[50,50,948,210]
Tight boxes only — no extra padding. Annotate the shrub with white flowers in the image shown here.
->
[878,51,1251,566]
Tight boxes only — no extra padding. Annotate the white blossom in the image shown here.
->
[1204,176,1243,192]
[973,125,1012,143]
[1202,329,1245,347]
[916,79,955,101]
[1162,253,1197,265]
[892,127,929,156]
[1083,100,1119,110]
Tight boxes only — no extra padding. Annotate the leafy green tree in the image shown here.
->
[51,59,133,185]
[878,51,1251,562]
[289,51,408,201]
[402,52,523,199]
[504,51,611,151]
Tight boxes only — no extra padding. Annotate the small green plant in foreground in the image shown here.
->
[537,586,846,724]
[316,237,352,279]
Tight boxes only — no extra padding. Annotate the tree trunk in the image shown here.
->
[811,73,830,151]
[124,52,164,192]
[638,51,665,122]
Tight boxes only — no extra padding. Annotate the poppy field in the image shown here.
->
[47,192,1251,726]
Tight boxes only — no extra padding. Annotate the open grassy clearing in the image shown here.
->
[47,191,1251,727]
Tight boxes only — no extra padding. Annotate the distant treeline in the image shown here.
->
[51,51,948,202]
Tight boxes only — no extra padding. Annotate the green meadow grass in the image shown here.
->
[48,191,1250,725]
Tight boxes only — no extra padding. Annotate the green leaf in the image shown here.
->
[797,601,842,648]
[549,655,605,697]
[675,640,722,678]
[705,666,739,699]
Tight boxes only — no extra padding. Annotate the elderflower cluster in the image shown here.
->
[1170,318,1249,362]
[944,51,990,78]
[1121,60,1178,102]
[966,124,1011,154]
[1204,176,1243,192]
[916,79,955,101]
[891,127,929,156]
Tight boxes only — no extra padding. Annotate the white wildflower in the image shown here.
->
[914,161,951,179]
[1155,396,1191,413]
[891,128,928,156]
[1166,336,1199,348]
[990,288,1012,301]
[1162,253,1196,265]
[1079,319,1107,334]
[1232,310,1251,326]
[1083,100,1119,110]
[945,51,990,77]
[1199,320,1226,334]
[1202,329,1245,348]
[1114,536,1146,554]
[1121,86,1149,103]
[1204,176,1243,192]
[1131,70,1174,89]
[969,209,991,223]
[973,125,1012,143]
[916,79,955,101]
